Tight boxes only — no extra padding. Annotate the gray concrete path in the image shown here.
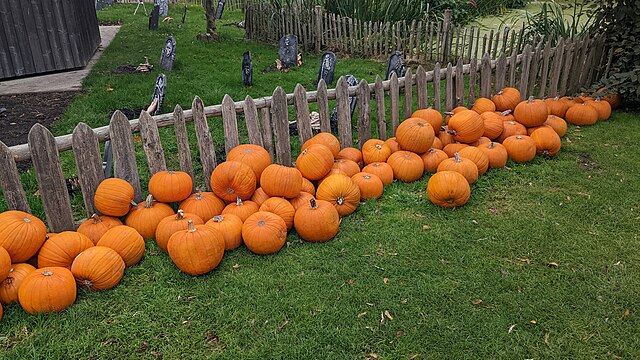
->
[0,26,121,95]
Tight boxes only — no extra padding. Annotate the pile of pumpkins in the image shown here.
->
[0,87,617,318]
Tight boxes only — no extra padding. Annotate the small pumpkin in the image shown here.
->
[438,126,456,147]
[18,267,76,314]
[431,136,443,150]
[168,221,225,276]
[585,98,612,121]
[337,147,363,167]
[544,96,569,118]
[250,187,271,206]
[514,96,549,127]
[302,132,340,157]
[94,178,135,217]
[526,125,553,136]
[97,225,145,267]
[259,197,296,230]
[294,198,340,242]
[222,197,259,222]
[77,214,123,245]
[70,246,125,291]
[447,110,485,144]
[148,170,193,203]
[492,87,521,111]
[205,214,243,250]
[421,148,449,173]
[316,174,361,216]
[210,161,257,202]
[331,158,361,177]
[502,135,536,163]
[443,143,469,158]
[478,142,508,169]
[351,172,384,200]
[37,231,94,269]
[288,191,315,211]
[544,115,567,137]
[497,121,527,143]
[470,137,491,147]
[411,108,443,134]
[471,98,496,114]
[530,127,561,156]
[480,112,505,140]
[179,192,225,222]
[296,144,334,180]
[458,146,490,176]
[427,171,471,208]
[0,211,47,263]
[260,164,303,198]
[437,152,478,184]
[384,137,402,153]
[226,144,272,181]
[155,210,204,252]
[242,212,287,255]
[362,162,394,185]
[125,194,174,239]
[362,139,392,164]
[0,263,36,305]
[301,178,316,195]
[395,117,435,153]
[565,103,598,126]
[387,151,424,183]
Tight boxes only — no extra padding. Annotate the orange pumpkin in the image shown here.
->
[420,148,449,173]
[478,142,508,169]
[205,214,244,250]
[443,143,469,158]
[427,171,471,208]
[447,110,485,144]
[384,137,402,153]
[316,174,361,216]
[148,170,193,203]
[226,144,272,181]
[288,191,315,211]
[411,108,443,135]
[97,225,145,267]
[0,211,47,263]
[480,112,505,140]
[502,135,536,163]
[94,178,135,217]
[471,98,496,114]
[362,139,392,164]
[0,263,36,305]
[431,136,443,150]
[395,117,435,153]
[179,192,225,222]
[301,178,316,195]
[0,247,9,283]
[294,198,340,242]
[302,132,340,157]
[458,146,490,176]
[492,87,521,111]
[362,162,394,185]
[155,210,204,252]
[77,214,123,245]
[544,115,567,137]
[168,221,225,276]
[71,246,125,291]
[438,126,456,147]
[387,151,424,183]
[37,231,94,269]
[437,153,479,184]
[250,187,271,206]
[514,97,549,127]
[18,267,76,314]
[530,127,561,156]
[222,197,259,222]
[259,197,296,230]
[242,212,287,255]
[544,97,569,118]
[337,147,363,167]
[210,161,257,202]
[602,93,622,109]
[260,164,303,198]
[332,159,361,177]
[351,172,384,200]
[585,98,612,121]
[125,194,174,239]
[470,137,491,147]
[497,120,527,143]
[565,103,598,126]
[526,125,553,136]
[296,144,334,180]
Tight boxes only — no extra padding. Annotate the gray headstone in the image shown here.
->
[215,0,226,19]
[279,35,298,69]
[385,51,406,80]
[317,52,336,86]
[149,5,160,30]
[157,0,168,17]
[151,74,167,116]
[242,51,253,87]
[160,36,176,71]
[330,75,358,133]
[182,4,187,24]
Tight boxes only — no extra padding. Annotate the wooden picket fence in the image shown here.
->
[115,0,245,11]
[0,34,609,232]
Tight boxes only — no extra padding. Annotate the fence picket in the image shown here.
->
[243,96,264,147]
[222,95,240,154]
[433,62,441,111]
[548,38,565,98]
[173,105,195,190]
[518,44,533,99]
[316,79,331,133]
[468,57,477,106]
[138,110,167,174]
[374,75,387,140]
[260,107,275,161]
[0,141,30,212]
[538,41,552,98]
[389,73,400,133]
[192,96,217,190]
[445,63,454,111]
[495,53,507,92]
[109,111,143,202]
[294,84,313,145]
[357,79,371,148]
[271,87,292,165]
[404,67,413,119]
[72,122,104,216]
[416,65,428,109]
[455,58,464,106]
[480,53,492,98]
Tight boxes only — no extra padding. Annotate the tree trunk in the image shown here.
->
[204,0,217,34]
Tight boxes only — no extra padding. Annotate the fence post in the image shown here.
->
[442,9,452,62]
[0,141,30,213]
[314,6,322,53]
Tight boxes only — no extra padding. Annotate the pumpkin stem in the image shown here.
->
[236,197,243,206]
[363,174,371,180]
[213,215,224,223]
[90,214,101,224]
[444,111,454,116]
[187,220,197,232]
[42,270,53,276]
[167,170,175,174]
[375,144,383,150]
[447,129,457,136]
[144,194,154,208]
[23,218,31,223]
[453,152,462,163]
[194,192,204,201]
[336,196,345,205]
[554,96,560,101]
[309,198,318,209]
[500,110,512,116]
[527,95,534,103]
[130,200,138,207]
[82,279,94,289]
[176,210,185,220]
[488,142,495,149]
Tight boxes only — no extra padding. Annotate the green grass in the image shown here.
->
[1,4,640,359]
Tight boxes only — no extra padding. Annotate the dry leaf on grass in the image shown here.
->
[357,312,367,318]
[276,320,289,332]
[232,263,240,270]
[383,277,389,284]
[472,299,483,305]
[622,309,630,319]
[547,262,559,268]
[422,225,432,230]
[384,310,394,320]
[508,324,516,333]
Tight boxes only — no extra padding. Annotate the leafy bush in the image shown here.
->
[519,1,596,43]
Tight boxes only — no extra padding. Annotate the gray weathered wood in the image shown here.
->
[138,110,167,175]
[389,73,400,134]
[243,96,264,147]
[259,107,275,161]
[109,111,143,202]
[28,124,74,232]
[221,95,240,154]
[404,67,413,119]
[445,63,454,111]
[559,42,574,96]
[518,44,532,99]
[416,65,428,109]
[508,47,518,87]
[192,96,217,190]
[548,38,565,98]
[72,122,105,216]
[357,79,371,148]
[468,57,477,106]
[271,86,292,165]
[433,62,441,111]
[294,84,313,145]
[335,76,353,149]
[455,58,464,106]
[0,141,30,212]
[173,105,195,190]
[495,53,507,92]
[480,53,492,99]
[527,41,543,98]
[538,41,552,98]
[374,75,387,140]
[316,79,331,133]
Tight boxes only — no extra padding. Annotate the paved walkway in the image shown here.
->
[0,26,121,96]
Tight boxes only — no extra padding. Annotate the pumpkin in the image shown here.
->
[94,178,135,217]
[288,191,315,211]
[226,144,272,181]
[502,135,536,163]
[168,221,225,276]
[250,187,271,206]
[317,169,349,188]
[260,164,303,198]
[387,151,424,183]
[384,137,402,153]
[222,197,259,222]
[210,161,257,202]
[395,117,435,153]
[296,144,334,180]
[411,108,443,134]
[18,267,76,314]
[316,174,361,216]
[421,148,449,173]
[544,115,567,137]
[97,225,145,267]
[362,162,394,185]
[70,246,125,291]
[492,87,521,111]
[125,194,174,239]
[148,170,193,203]
[155,210,204,252]
[362,139,392,164]
[526,125,553,136]
[77,214,123,245]
[259,197,296,230]
[530,127,561,156]
[351,172,384,200]
[452,106,468,114]
[514,96,549,127]
[443,143,469,158]
[179,192,225,222]
[458,146,490,176]
[444,111,454,125]
[497,121,527,143]
[332,159,361,177]
[470,137,491,147]
[480,112,505,139]
[37,231,94,269]
[302,132,340,157]
[544,97,569,118]
[565,103,598,126]
[337,147,363,167]
[431,136,443,150]
[301,178,316,195]
[471,98,496,114]
[602,93,622,109]
[205,214,243,250]
[0,263,36,305]
[585,98,612,121]
[294,198,340,242]
[438,126,456,147]
[427,171,471,208]
[437,152,478,184]
[561,96,580,107]
[242,212,287,255]
[447,110,485,144]
[0,211,47,263]
[478,142,508,169]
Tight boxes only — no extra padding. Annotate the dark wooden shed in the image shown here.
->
[0,0,101,80]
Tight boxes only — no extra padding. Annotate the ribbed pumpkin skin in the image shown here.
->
[316,174,361,216]
[97,225,145,267]
[288,191,315,211]
[210,161,257,202]
[585,99,612,121]
[71,246,125,291]
[565,103,598,126]
[242,212,287,255]
[294,199,340,242]
[222,198,259,222]
[226,144,272,181]
[94,178,134,217]
[384,137,402,153]
[18,267,76,314]
[0,211,47,263]
[260,197,296,230]
[332,159,361,177]
[530,127,562,156]
[155,211,204,252]
[503,135,537,163]
[478,142,508,169]
[301,178,316,195]
[250,188,271,206]
[77,215,123,245]
[395,117,435,153]
[179,192,225,222]
[492,88,521,111]
[337,147,363,167]
[411,108,443,135]
[351,172,384,200]
[168,223,225,276]
[471,98,496,114]
[296,144,334,180]
[514,98,549,127]
[0,263,36,304]
[260,164,303,198]
[362,139,392,164]
[387,151,424,183]
[443,143,469,158]
[480,112,505,139]
[0,247,10,283]
[544,97,569,118]
[497,121,527,143]
[362,162,394,185]
[148,171,193,203]
[205,214,243,250]
[438,127,456,147]
[544,115,568,137]
[470,137,491,147]
[526,125,553,136]
[447,110,485,144]
[602,92,622,109]
[37,231,94,269]
[431,137,443,150]
[125,195,175,239]
[421,148,449,173]
[302,132,340,157]
[458,146,490,176]
[427,171,471,208]
[437,153,479,184]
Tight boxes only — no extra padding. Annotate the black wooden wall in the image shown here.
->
[0,0,101,80]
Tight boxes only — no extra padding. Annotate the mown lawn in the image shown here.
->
[1,4,640,360]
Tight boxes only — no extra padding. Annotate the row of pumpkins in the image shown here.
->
[0,87,618,319]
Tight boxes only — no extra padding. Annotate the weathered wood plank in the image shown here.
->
[72,123,105,216]
[374,75,387,140]
[416,65,428,109]
[508,47,518,87]
[294,84,313,145]
[559,41,574,96]
[433,62,442,111]
[109,111,143,202]
[221,95,240,154]
[518,44,533,99]
[527,41,544,98]
[445,63,454,111]
[243,96,264,147]
[548,38,565,98]
[260,107,275,161]
[495,53,507,92]
[316,79,331,133]
[357,79,371,148]
[0,141,30,212]
[192,96,217,190]
[389,73,400,134]
[138,110,167,175]
[480,53,492,99]
[271,86,292,165]
[404,67,413,119]
[538,41,552,98]
[455,58,464,106]
[335,76,353,148]
[468,57,477,106]
[173,105,195,190]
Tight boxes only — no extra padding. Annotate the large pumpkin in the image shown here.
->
[585,98,612,121]
[97,225,145,267]
[155,210,204,252]
[294,198,340,242]
[478,142,508,169]
[437,153,479,184]
[411,108,443,135]
[222,197,259,222]
[148,170,193,203]
[242,212,287,255]
[427,171,471,208]
[302,132,340,157]
[259,197,296,230]
[288,191,315,211]
[362,162,394,185]
[384,137,402,153]
[431,136,444,150]
[260,164,303,198]
[421,148,449,173]
[447,110,485,144]
[250,187,271,206]
[565,103,598,126]
[395,117,435,153]
[205,214,243,250]
[316,174,361,216]
[497,120,527,143]
[0,247,10,283]
[387,151,424,183]
[77,214,123,245]
[544,97,569,118]
[443,143,469,158]
[226,144,272,181]
[492,87,521,111]
[337,147,363,167]
[0,263,36,305]
[544,115,568,137]
[480,112,505,140]
[0,211,47,263]
[530,127,561,156]
[125,194,174,239]
[351,172,384,200]
[362,139,392,164]
[296,144,334,180]
[37,231,94,269]
[179,192,225,222]
[471,98,496,114]
[18,267,76,314]
[457,146,490,176]
[514,97,549,127]
[502,135,537,163]
[210,161,257,202]
[331,159,361,177]
[71,246,125,291]
[94,178,135,217]
[168,221,225,276]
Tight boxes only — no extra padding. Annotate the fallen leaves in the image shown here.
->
[530,320,537,325]
[422,225,432,230]
[508,324,517,333]
[621,309,630,319]
[383,277,389,284]
[384,310,394,321]
[472,299,483,305]
[276,320,289,332]
[547,262,559,268]
[357,312,367,318]
[232,263,240,270]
